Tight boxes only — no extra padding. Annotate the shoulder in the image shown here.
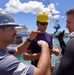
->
[6,47,16,54]
[67,38,74,46]
[64,38,74,56]
[46,32,52,35]
[45,32,53,38]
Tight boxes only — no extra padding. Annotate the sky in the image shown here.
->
[0,0,74,33]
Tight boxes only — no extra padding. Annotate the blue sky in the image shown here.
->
[0,0,74,33]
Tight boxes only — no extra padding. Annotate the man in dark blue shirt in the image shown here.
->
[23,12,60,67]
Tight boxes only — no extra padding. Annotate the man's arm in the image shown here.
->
[33,40,51,75]
[23,50,40,60]
[14,31,40,56]
[23,46,60,61]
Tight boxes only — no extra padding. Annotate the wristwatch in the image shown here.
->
[27,39,32,42]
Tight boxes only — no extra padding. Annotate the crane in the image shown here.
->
[47,0,61,33]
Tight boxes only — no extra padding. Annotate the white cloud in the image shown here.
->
[4,0,60,19]
[22,1,44,14]
[5,0,22,13]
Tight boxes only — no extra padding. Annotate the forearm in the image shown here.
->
[37,44,51,75]
[14,31,41,56]
[23,53,40,60]
[14,39,31,56]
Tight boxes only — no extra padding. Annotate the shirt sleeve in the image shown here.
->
[51,34,53,45]
[27,41,34,50]
[49,34,53,49]
[12,62,35,75]
[26,65,35,75]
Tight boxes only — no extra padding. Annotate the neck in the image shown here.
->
[0,41,9,50]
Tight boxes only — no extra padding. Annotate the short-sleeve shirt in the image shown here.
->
[0,48,35,75]
[28,32,53,53]
[27,32,53,66]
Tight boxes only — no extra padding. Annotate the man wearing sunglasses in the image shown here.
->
[23,12,60,67]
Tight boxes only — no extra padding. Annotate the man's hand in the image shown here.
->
[50,46,60,56]
[28,31,40,40]
[37,40,48,47]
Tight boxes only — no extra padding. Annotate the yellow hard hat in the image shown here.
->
[36,12,50,22]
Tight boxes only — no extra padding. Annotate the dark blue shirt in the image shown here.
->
[28,32,53,53]
[27,32,53,66]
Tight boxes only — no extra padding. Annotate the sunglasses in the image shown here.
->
[38,22,48,26]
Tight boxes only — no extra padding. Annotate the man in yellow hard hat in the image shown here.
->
[23,12,60,67]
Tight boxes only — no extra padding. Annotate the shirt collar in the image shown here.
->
[69,31,74,38]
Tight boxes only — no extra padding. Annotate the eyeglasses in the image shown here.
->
[38,22,48,26]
